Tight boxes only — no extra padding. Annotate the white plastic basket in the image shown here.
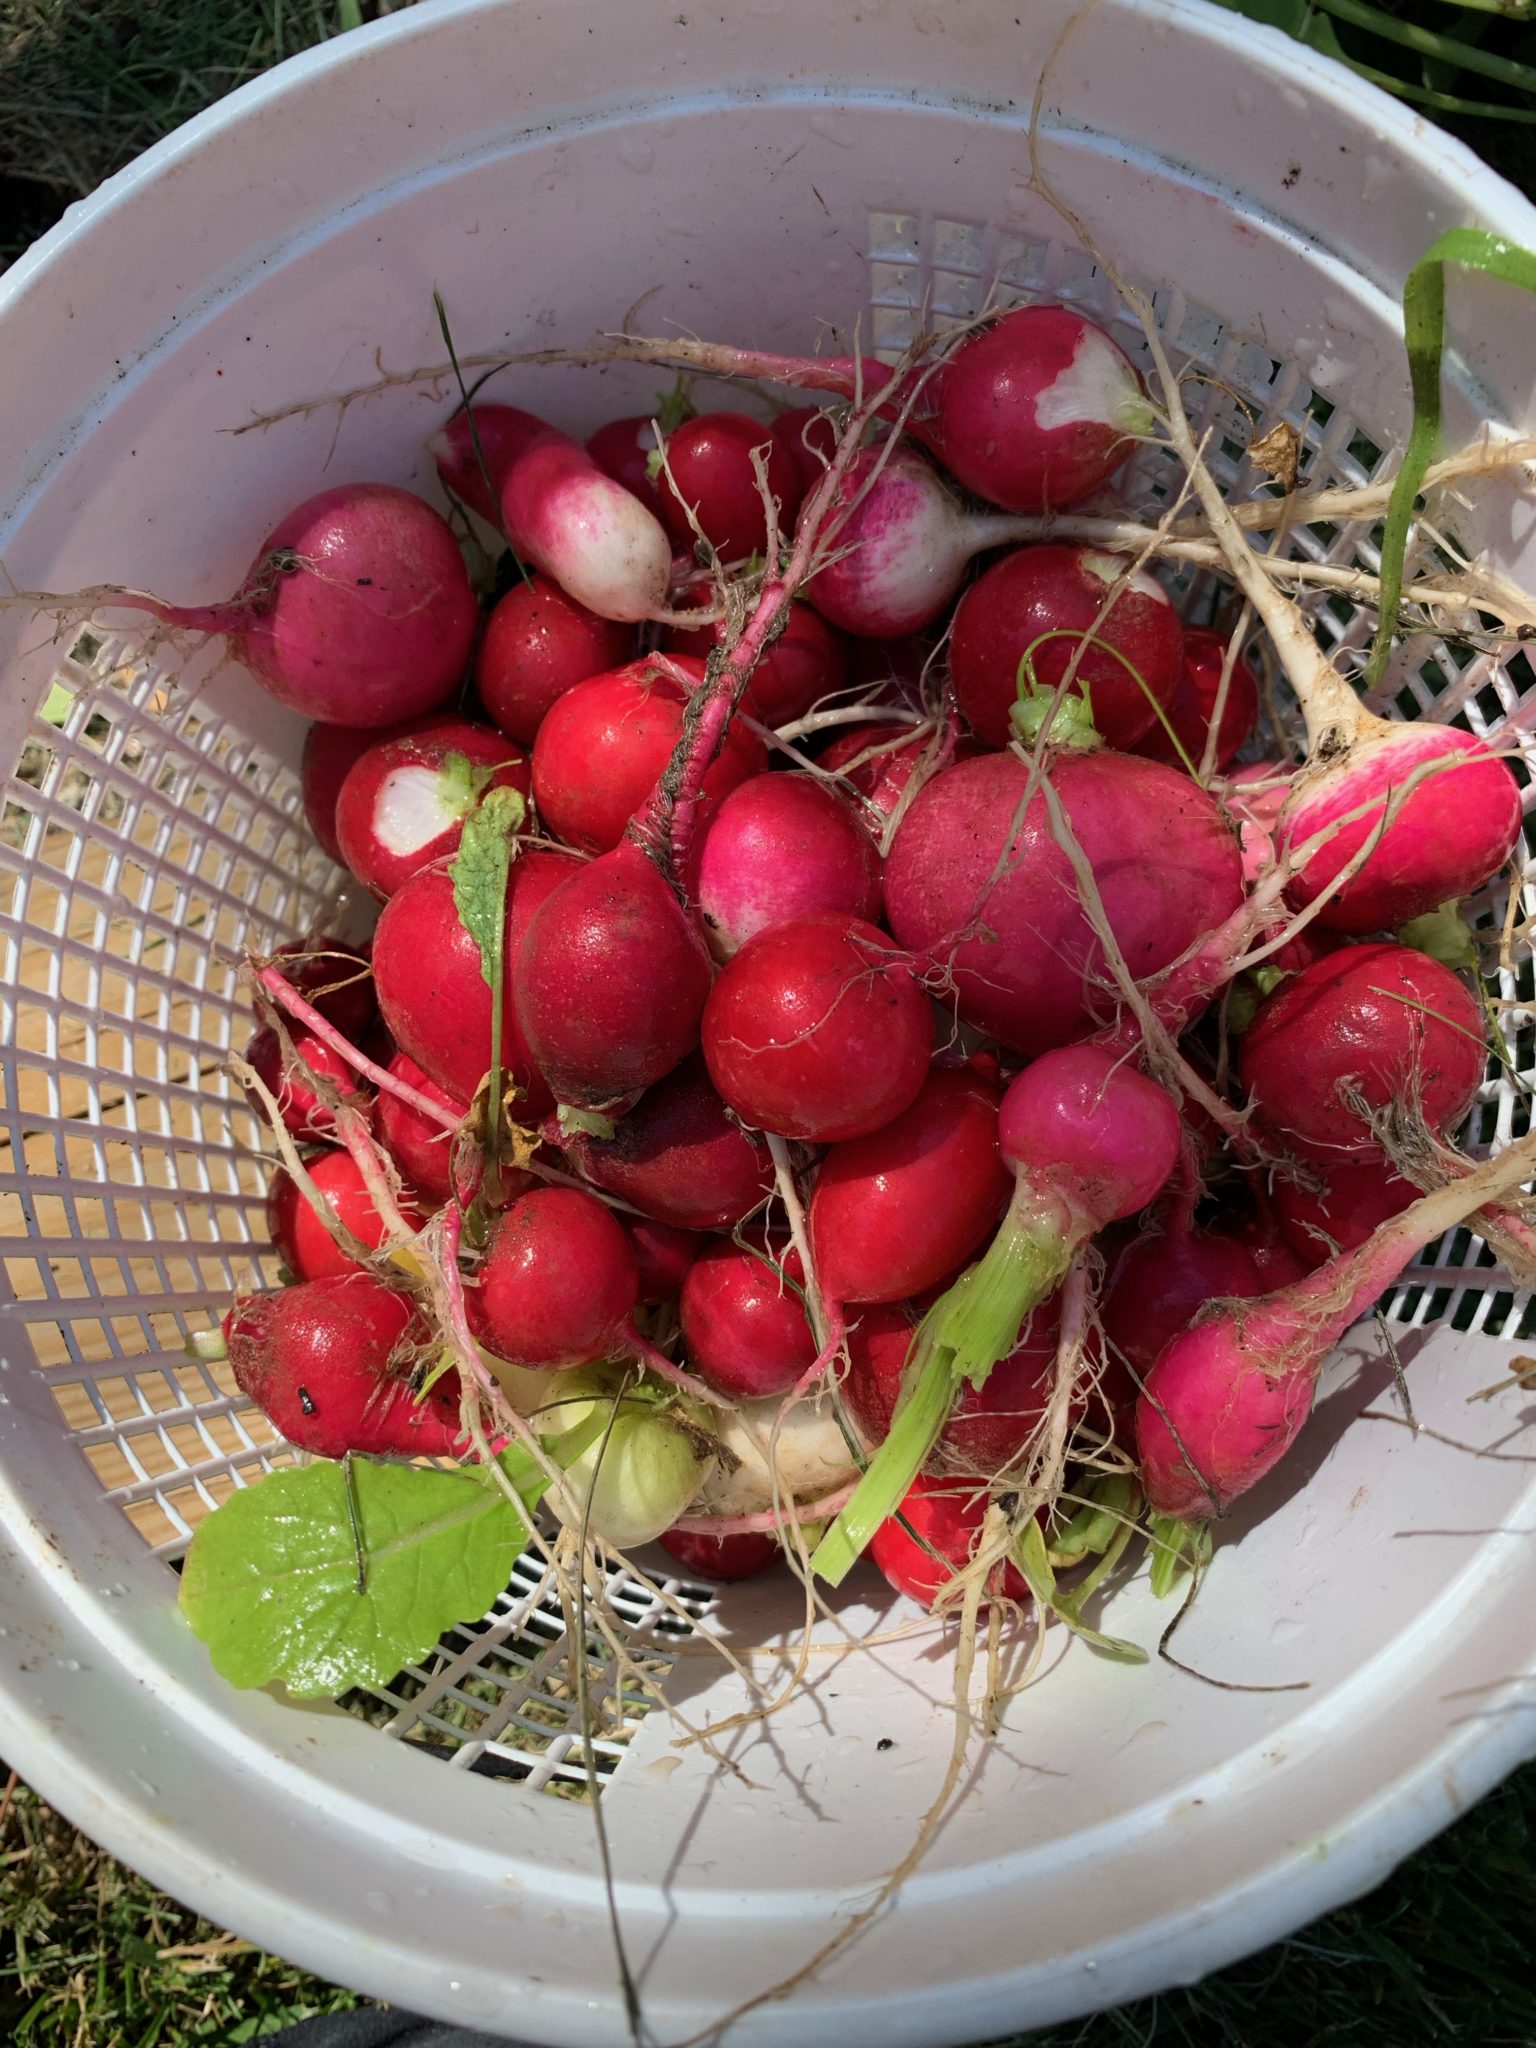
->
[3,2,1536,2041]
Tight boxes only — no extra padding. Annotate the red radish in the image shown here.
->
[696,773,881,960]
[124,486,478,727]
[1133,626,1259,772]
[467,1186,638,1370]
[585,415,672,522]
[372,848,577,1112]
[553,1052,773,1229]
[869,1474,1029,1608]
[809,1066,1009,1308]
[1223,759,1295,833]
[629,1218,704,1304]
[334,722,531,900]
[269,936,377,1043]
[655,410,805,559]
[1278,713,1522,935]
[658,1525,782,1580]
[1097,1224,1264,1413]
[844,1299,1065,1477]
[845,632,935,704]
[702,911,932,1142]
[514,837,715,1110]
[680,1237,816,1398]
[663,603,848,727]
[884,748,1245,1056]
[267,1149,420,1284]
[301,712,467,865]
[1230,1186,1313,1290]
[374,1053,468,1207]
[1238,942,1485,1155]
[819,721,982,829]
[227,1273,467,1459]
[475,574,633,747]
[531,656,764,856]
[1136,1133,1536,1521]
[245,1024,371,1143]
[950,544,1184,751]
[433,404,673,623]
[771,407,840,490]
[1271,1153,1419,1266]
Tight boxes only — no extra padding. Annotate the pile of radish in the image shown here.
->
[115,292,1535,1680]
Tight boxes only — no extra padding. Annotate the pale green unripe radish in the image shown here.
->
[539,1367,715,1550]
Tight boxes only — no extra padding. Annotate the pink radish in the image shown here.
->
[695,773,881,960]
[658,1525,782,1581]
[819,721,983,828]
[702,911,933,1143]
[475,573,633,746]
[680,1237,816,1398]
[245,1024,371,1143]
[267,1150,420,1284]
[554,1052,773,1229]
[1270,1152,1420,1266]
[949,544,1184,751]
[1223,758,1295,832]
[654,410,805,559]
[869,1474,1030,1608]
[227,1273,468,1459]
[433,404,673,623]
[1136,1133,1536,1521]
[808,1065,1009,1308]
[514,837,715,1110]
[531,656,764,856]
[813,1046,1180,1584]
[663,602,848,727]
[884,748,1245,1056]
[1097,1224,1263,1414]
[372,848,578,1112]
[334,722,531,900]
[1132,626,1259,772]
[585,415,673,523]
[124,486,478,727]
[629,1218,704,1304]
[374,1053,468,1207]
[1238,941,1485,1156]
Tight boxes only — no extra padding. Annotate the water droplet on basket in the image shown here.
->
[366,1889,396,1916]
[618,138,655,174]
[56,1657,81,1672]
[130,1772,159,1797]
[1270,1615,1306,1645]
[448,1980,462,1994]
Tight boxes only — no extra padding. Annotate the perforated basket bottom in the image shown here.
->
[2,215,1533,1801]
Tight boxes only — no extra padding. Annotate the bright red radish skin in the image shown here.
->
[1271,1153,1419,1266]
[374,1053,468,1207]
[515,837,715,1110]
[680,1239,816,1398]
[468,1187,637,1369]
[658,1525,782,1580]
[270,937,377,1043]
[373,849,577,1112]
[434,404,674,623]
[475,574,633,747]
[227,1273,466,1459]
[950,544,1184,751]
[1279,721,1522,935]
[655,410,805,559]
[869,1475,1029,1607]
[1097,1225,1263,1414]
[531,657,764,856]
[585,416,672,522]
[884,748,1245,1056]
[664,603,848,728]
[245,1024,371,1143]
[334,723,531,900]
[553,1052,773,1230]
[267,1150,420,1284]
[629,1218,704,1304]
[809,1066,1009,1307]
[702,911,933,1142]
[696,773,881,960]
[1134,626,1259,772]
[1239,942,1486,1155]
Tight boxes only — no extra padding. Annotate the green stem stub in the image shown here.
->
[809,1206,1069,1587]
[1147,1511,1212,1599]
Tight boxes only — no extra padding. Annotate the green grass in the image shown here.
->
[2,2,1535,2043]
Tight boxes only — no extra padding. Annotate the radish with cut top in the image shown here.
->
[680,1237,816,1399]
[335,722,531,900]
[1133,626,1259,771]
[696,773,881,960]
[475,574,634,747]
[702,911,932,1143]
[663,602,848,728]
[655,410,805,559]
[950,544,1184,751]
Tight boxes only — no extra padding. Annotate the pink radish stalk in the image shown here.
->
[812,1046,1181,1584]
[1137,1129,1536,1524]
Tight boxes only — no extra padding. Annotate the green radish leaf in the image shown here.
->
[178,1453,544,1698]
[440,749,496,818]
[450,784,527,990]
[1398,901,1479,972]
[557,1104,618,1141]
[1147,1511,1212,1599]
[1369,227,1536,687]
